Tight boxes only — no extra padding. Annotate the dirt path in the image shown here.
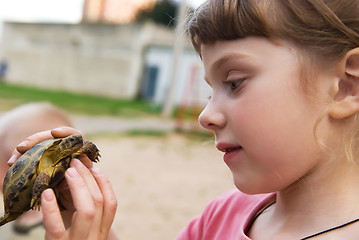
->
[71,115,175,134]
[92,133,235,240]
[0,114,235,239]
[71,115,235,239]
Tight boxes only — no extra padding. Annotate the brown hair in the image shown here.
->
[188,0,359,163]
[188,0,359,63]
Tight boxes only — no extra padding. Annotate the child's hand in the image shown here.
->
[7,126,118,239]
[41,159,117,240]
[8,126,82,166]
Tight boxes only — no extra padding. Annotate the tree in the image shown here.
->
[136,0,178,28]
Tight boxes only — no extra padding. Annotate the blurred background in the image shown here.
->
[0,1,235,239]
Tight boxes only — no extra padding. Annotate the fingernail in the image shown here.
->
[52,127,65,132]
[66,168,79,178]
[7,154,17,165]
[17,141,28,148]
[42,189,54,201]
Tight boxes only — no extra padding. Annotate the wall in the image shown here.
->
[0,21,209,108]
[0,21,170,98]
[142,46,210,107]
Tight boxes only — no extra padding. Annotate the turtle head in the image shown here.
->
[58,134,83,157]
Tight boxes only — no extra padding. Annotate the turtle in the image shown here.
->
[0,134,100,226]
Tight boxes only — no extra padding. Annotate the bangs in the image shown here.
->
[187,0,272,54]
[187,0,359,60]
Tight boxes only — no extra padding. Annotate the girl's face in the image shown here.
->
[199,37,335,194]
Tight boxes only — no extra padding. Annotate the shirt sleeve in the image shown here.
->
[176,190,275,240]
[176,190,242,240]
[176,196,219,240]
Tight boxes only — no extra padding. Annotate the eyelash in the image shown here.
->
[224,79,245,93]
[206,78,246,101]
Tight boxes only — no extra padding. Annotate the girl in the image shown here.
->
[9,0,359,239]
[180,0,359,239]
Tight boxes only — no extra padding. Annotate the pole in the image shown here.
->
[161,0,187,117]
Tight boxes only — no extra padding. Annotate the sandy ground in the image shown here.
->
[92,133,235,240]
[0,115,235,240]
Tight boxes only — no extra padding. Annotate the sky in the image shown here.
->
[0,0,205,23]
[0,0,205,39]
[0,0,84,23]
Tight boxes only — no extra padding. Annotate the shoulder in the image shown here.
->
[177,189,275,240]
[201,189,274,221]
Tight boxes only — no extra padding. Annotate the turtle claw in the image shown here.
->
[94,153,101,163]
[77,141,101,163]
[30,197,41,211]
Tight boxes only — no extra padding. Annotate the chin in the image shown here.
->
[233,177,278,195]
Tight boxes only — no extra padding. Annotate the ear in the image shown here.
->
[329,48,359,119]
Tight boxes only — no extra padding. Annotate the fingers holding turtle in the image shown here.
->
[8,127,83,166]
[41,160,117,240]
[0,133,101,226]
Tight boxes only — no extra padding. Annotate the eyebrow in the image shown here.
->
[212,53,251,69]
[204,53,252,85]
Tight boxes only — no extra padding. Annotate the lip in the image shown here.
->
[216,142,242,152]
[216,142,243,164]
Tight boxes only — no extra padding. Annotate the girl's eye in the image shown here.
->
[225,79,245,92]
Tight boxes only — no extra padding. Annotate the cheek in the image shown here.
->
[235,72,319,149]
[236,93,319,160]
[230,89,322,192]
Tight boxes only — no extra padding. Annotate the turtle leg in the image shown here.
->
[49,157,70,188]
[73,141,100,163]
[30,172,51,210]
[31,157,70,210]
[48,158,70,211]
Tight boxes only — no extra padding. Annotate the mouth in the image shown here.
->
[216,143,242,153]
[216,143,243,164]
[224,146,242,152]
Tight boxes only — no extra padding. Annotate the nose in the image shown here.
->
[198,98,226,131]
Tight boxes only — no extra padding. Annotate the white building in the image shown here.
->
[0,21,210,108]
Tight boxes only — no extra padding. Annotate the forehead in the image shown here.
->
[200,37,299,71]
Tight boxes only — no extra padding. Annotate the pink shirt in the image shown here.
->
[177,189,276,240]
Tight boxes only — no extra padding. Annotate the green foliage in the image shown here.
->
[0,82,161,117]
[124,129,168,137]
[136,0,178,28]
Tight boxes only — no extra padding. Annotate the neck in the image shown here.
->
[272,161,359,238]
[278,160,359,211]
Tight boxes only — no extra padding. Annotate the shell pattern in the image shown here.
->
[0,134,100,226]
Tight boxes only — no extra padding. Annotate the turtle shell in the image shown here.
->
[2,138,61,213]
[0,134,99,226]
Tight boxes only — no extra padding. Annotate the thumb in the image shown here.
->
[42,189,66,240]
